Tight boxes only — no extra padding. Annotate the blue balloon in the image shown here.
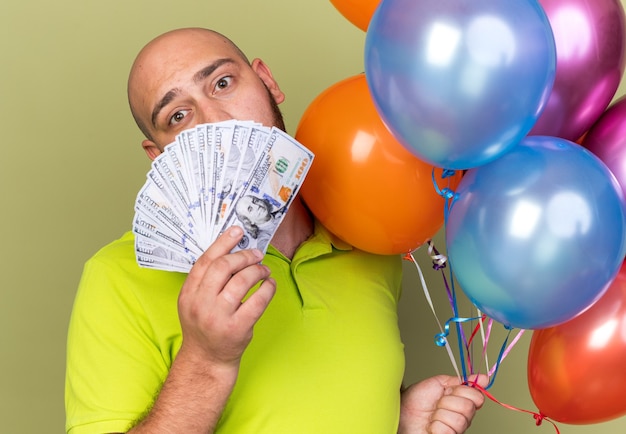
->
[446,136,626,329]
[365,0,556,170]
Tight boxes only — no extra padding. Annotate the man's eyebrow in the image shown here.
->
[193,58,236,83]
[150,58,237,128]
[151,88,180,128]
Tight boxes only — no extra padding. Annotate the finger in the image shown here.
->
[194,248,265,295]
[429,406,472,434]
[183,226,248,289]
[179,251,266,318]
[196,226,247,265]
[465,373,489,389]
[456,376,487,410]
[437,394,478,419]
[235,277,276,325]
[434,374,463,391]
[219,263,272,308]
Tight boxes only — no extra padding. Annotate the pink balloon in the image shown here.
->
[530,0,626,141]
[582,95,626,196]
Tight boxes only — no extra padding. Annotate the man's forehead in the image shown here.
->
[144,29,240,61]
[139,37,234,73]
[131,39,239,113]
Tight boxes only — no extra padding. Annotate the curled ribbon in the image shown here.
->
[434,315,484,348]
[464,380,561,434]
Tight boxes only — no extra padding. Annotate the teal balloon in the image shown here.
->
[365,0,556,170]
[446,136,626,329]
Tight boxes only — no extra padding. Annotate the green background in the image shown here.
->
[2,0,626,432]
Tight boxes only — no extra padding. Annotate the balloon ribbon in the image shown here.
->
[428,169,549,430]
[464,379,561,433]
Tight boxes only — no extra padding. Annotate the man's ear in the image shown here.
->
[142,139,162,161]
[251,58,285,105]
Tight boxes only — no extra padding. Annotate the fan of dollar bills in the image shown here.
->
[132,120,314,272]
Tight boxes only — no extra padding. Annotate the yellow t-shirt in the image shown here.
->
[65,222,405,433]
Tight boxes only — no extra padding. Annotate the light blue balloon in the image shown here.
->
[365,0,556,170]
[446,136,626,329]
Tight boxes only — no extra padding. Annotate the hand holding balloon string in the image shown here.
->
[406,237,560,433]
[404,171,560,432]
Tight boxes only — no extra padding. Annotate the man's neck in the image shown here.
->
[269,197,313,259]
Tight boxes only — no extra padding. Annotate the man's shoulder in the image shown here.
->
[79,230,185,297]
[88,231,136,265]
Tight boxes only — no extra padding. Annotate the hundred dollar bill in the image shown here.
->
[134,180,203,255]
[164,141,202,229]
[135,252,191,273]
[209,121,235,240]
[211,121,251,239]
[177,127,204,227]
[150,150,198,239]
[214,124,270,232]
[133,121,314,272]
[196,123,215,243]
[220,127,314,254]
[134,230,196,272]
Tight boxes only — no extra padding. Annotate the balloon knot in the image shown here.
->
[438,187,457,201]
[431,168,458,201]
[441,169,456,179]
[534,413,546,426]
[433,262,446,271]
[427,240,448,270]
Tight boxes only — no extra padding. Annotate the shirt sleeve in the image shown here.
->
[65,254,170,434]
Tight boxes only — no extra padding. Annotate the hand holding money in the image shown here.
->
[176,225,276,367]
[132,120,314,272]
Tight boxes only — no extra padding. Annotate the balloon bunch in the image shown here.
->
[307,0,626,427]
[304,0,626,428]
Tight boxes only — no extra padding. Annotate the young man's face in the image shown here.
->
[128,28,285,159]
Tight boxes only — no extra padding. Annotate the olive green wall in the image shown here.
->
[1,0,625,432]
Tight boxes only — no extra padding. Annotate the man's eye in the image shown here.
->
[169,110,189,125]
[216,76,232,90]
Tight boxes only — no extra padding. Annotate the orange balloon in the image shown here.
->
[528,262,626,424]
[295,74,460,255]
[330,0,380,31]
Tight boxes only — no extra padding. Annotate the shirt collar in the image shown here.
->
[267,219,352,263]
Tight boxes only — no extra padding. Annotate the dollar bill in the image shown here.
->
[132,121,314,272]
[220,127,314,254]
[214,124,270,232]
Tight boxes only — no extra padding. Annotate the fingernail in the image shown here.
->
[252,249,264,260]
[229,226,243,237]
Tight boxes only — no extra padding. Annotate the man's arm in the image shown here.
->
[129,226,276,433]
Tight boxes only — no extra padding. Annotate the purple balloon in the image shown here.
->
[530,0,626,141]
[583,96,626,196]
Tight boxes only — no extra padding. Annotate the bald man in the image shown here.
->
[65,28,485,434]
